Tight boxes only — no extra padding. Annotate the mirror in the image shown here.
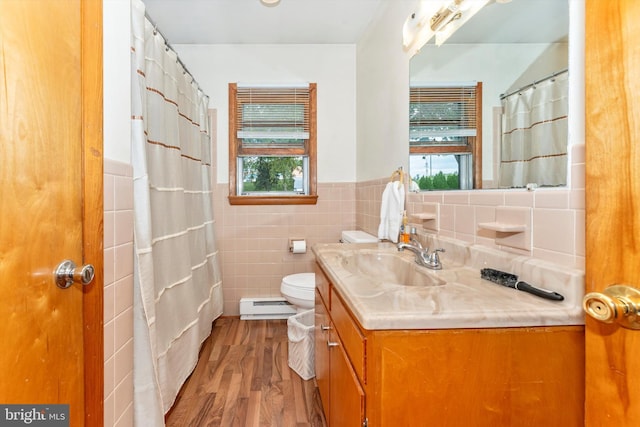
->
[409,0,569,189]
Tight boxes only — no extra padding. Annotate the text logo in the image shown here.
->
[0,405,69,426]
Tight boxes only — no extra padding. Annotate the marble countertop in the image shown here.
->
[312,241,585,330]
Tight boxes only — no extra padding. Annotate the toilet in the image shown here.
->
[280,230,378,311]
[340,230,379,245]
[280,273,316,311]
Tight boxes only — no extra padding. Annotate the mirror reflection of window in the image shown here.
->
[409,83,482,190]
[410,154,472,190]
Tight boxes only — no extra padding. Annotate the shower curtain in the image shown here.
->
[499,70,569,188]
[131,1,223,425]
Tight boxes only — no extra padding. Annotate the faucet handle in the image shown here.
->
[430,248,445,263]
[409,237,423,249]
[409,227,424,249]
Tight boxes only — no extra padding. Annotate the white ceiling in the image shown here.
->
[142,0,386,44]
[142,0,569,46]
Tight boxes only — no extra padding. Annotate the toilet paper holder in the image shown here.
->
[289,238,307,253]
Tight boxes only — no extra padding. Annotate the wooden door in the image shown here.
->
[0,1,103,426]
[585,0,640,424]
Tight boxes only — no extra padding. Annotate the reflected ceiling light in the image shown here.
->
[434,0,490,46]
[403,0,489,55]
[402,1,442,56]
[430,1,462,33]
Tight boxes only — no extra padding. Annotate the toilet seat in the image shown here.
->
[280,273,315,309]
[282,272,314,287]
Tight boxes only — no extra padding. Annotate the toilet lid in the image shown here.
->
[282,272,315,289]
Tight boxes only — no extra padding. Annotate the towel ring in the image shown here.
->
[389,169,404,184]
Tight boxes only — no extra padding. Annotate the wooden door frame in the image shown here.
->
[81,1,104,425]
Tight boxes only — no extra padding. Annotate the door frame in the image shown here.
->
[81,1,104,425]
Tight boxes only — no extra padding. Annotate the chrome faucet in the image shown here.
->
[397,242,445,270]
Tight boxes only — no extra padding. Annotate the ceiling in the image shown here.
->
[142,0,569,46]
[142,0,386,44]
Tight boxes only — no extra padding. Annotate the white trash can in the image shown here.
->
[287,308,315,380]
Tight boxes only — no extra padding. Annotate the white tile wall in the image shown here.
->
[104,159,134,427]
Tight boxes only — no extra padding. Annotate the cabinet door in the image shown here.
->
[329,329,365,427]
[315,290,331,419]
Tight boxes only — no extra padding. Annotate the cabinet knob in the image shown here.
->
[321,324,331,331]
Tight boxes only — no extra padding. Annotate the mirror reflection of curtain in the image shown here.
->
[131,0,224,424]
[499,71,569,188]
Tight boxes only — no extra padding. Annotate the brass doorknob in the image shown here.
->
[583,285,640,330]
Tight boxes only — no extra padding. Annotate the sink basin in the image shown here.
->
[312,240,585,330]
[339,250,445,287]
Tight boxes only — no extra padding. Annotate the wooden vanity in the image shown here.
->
[314,263,585,426]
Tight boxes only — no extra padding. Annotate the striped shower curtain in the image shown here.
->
[131,1,223,425]
[499,70,569,188]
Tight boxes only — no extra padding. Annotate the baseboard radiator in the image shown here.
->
[239,297,297,320]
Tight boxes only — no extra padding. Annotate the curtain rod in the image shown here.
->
[144,12,203,94]
[500,68,568,100]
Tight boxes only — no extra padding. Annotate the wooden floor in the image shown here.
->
[165,317,327,427]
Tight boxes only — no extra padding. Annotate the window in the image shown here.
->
[409,82,482,190]
[228,83,317,205]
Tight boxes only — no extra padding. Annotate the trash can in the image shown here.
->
[287,308,315,380]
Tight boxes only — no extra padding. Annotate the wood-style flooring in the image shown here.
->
[165,317,327,427]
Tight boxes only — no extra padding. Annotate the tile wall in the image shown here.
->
[103,159,134,427]
[357,144,586,271]
[212,182,357,316]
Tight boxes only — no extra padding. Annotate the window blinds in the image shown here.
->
[410,84,478,141]
[235,85,310,141]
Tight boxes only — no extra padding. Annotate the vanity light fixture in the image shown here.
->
[403,0,489,54]
[434,0,490,46]
[430,0,463,33]
[402,1,442,56]
[260,0,280,6]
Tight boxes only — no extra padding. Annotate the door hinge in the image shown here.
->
[362,418,368,427]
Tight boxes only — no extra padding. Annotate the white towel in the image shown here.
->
[377,181,405,243]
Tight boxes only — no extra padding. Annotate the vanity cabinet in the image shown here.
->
[315,265,365,427]
[314,289,330,416]
[315,262,585,426]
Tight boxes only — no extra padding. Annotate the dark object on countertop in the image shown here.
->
[480,268,564,301]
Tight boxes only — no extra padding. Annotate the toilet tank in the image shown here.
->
[341,230,378,243]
